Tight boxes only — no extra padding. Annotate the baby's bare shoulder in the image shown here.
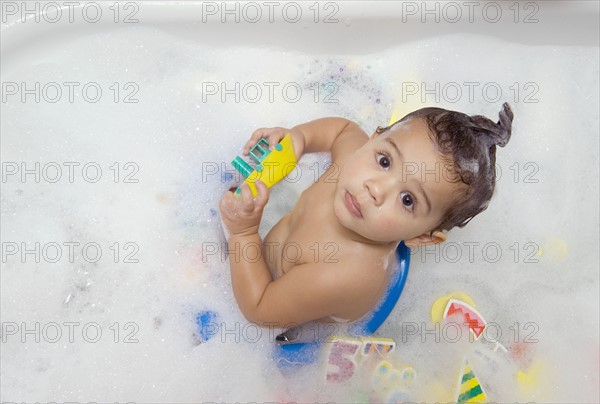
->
[327,246,389,292]
[331,121,369,163]
[309,248,390,320]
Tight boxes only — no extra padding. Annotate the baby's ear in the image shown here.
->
[404,230,446,249]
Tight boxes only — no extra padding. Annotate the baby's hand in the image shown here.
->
[219,180,269,238]
[242,127,305,161]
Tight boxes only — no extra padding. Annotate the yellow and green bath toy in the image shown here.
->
[231,133,297,197]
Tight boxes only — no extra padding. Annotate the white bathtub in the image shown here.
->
[2,1,599,59]
[2,1,599,403]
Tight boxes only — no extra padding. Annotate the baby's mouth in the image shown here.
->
[344,191,363,218]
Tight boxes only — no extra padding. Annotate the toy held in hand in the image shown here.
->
[231,133,297,197]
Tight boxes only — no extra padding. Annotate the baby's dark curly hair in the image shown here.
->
[378,102,514,232]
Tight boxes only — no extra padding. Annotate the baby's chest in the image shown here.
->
[263,211,339,277]
[263,188,340,277]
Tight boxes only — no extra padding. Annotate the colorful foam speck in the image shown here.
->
[510,341,535,370]
[537,236,569,261]
[374,361,396,379]
[516,361,541,388]
[385,388,411,404]
[372,361,416,386]
[231,133,297,197]
[195,310,219,342]
[515,356,549,394]
[456,360,488,404]
[509,342,547,394]
[388,77,428,126]
[515,358,553,402]
[372,361,400,391]
[371,361,415,403]
[155,191,172,205]
[444,299,487,340]
[387,110,401,126]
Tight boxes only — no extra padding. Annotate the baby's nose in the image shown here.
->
[365,179,388,206]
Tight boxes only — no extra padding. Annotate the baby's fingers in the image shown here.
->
[219,190,239,216]
[243,128,287,155]
[239,183,255,212]
[254,180,270,209]
[266,133,285,151]
[243,129,268,155]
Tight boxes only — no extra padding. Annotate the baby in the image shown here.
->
[219,103,513,329]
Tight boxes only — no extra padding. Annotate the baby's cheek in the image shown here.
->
[372,216,397,235]
[338,161,361,183]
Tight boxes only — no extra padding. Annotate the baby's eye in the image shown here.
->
[377,153,391,168]
[400,192,414,211]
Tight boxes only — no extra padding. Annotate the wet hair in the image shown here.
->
[377,102,514,231]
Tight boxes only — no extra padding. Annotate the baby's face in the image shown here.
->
[333,118,462,243]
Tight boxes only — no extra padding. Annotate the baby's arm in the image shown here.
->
[220,181,354,326]
[220,118,369,326]
[242,117,369,163]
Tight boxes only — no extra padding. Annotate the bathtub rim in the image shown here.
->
[2,0,599,64]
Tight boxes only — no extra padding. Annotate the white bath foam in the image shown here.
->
[1,25,598,403]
